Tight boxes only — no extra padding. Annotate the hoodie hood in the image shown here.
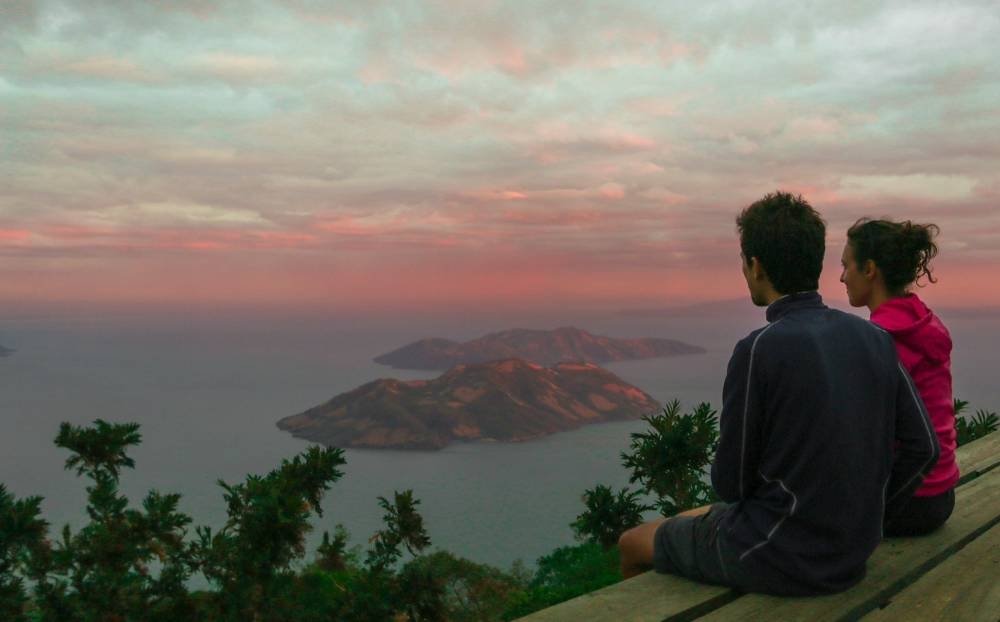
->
[871,294,951,367]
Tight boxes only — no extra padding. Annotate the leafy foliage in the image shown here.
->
[571,485,652,549]
[346,489,440,621]
[19,390,993,620]
[193,444,346,621]
[954,399,999,447]
[367,490,432,571]
[622,400,720,516]
[0,486,47,622]
[502,542,620,619]
[31,420,196,622]
[56,420,141,478]
[314,525,350,573]
[401,551,527,622]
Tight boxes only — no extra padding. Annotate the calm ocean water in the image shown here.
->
[1,305,997,573]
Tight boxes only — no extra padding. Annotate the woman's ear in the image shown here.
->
[862,259,878,280]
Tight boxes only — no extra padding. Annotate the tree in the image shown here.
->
[30,420,196,622]
[314,525,351,573]
[0,485,47,622]
[621,400,720,516]
[367,490,432,572]
[193,444,346,622]
[342,489,442,621]
[571,485,652,549]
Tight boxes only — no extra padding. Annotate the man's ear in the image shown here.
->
[749,256,767,281]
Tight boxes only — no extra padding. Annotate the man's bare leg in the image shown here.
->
[618,504,713,579]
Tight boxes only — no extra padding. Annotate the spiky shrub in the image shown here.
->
[193,445,345,622]
[30,420,196,622]
[622,400,720,516]
[336,489,441,622]
[571,485,653,549]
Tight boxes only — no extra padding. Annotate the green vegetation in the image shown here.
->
[954,399,999,447]
[1,398,994,621]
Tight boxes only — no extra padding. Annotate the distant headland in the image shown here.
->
[373,326,705,370]
[277,358,661,450]
[0,345,14,358]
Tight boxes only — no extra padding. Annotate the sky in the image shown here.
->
[2,0,999,314]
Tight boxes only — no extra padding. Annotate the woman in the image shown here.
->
[840,217,958,536]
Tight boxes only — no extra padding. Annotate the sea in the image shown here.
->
[1,302,998,575]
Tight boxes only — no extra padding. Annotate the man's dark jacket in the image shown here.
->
[712,292,940,595]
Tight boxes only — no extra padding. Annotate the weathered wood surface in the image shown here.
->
[517,432,1000,622]
[695,465,1000,622]
[515,570,736,622]
[860,520,1000,621]
[957,430,1000,484]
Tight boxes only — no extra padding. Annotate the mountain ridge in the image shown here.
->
[277,358,661,450]
[373,326,704,370]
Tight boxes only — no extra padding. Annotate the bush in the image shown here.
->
[622,400,720,516]
[502,542,620,619]
[954,399,999,446]
[571,485,652,549]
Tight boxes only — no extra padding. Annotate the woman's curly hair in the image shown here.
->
[846,218,939,294]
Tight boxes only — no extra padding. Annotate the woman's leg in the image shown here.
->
[884,488,955,537]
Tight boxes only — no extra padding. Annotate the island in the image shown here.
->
[373,326,704,370]
[0,345,14,358]
[277,358,661,450]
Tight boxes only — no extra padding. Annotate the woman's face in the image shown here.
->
[840,243,873,308]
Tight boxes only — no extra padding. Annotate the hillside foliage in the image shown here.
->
[1,397,995,621]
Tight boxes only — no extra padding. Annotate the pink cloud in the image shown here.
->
[32,224,320,253]
[493,209,605,227]
[191,53,282,82]
[314,216,390,236]
[45,226,120,240]
[65,57,160,83]
[30,56,163,84]
[612,133,657,150]
[461,189,529,202]
[0,229,31,242]
[599,183,626,200]
[498,45,530,76]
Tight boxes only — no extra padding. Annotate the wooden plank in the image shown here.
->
[517,431,999,622]
[513,570,738,622]
[859,520,1000,621]
[956,431,1000,484]
[694,465,1000,622]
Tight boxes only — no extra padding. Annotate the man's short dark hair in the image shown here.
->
[737,191,826,295]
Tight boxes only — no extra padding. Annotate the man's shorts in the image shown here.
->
[652,503,757,590]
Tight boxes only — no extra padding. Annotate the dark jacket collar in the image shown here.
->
[766,291,825,322]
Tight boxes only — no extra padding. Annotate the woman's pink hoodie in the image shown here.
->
[871,294,959,496]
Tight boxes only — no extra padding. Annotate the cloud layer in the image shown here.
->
[2,0,999,310]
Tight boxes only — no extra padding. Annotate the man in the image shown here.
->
[618,191,940,595]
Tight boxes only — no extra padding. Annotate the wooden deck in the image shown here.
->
[518,431,1000,622]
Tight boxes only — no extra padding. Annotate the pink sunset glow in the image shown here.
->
[2,2,999,314]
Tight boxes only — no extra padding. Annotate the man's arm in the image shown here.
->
[885,361,941,516]
[712,335,764,502]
